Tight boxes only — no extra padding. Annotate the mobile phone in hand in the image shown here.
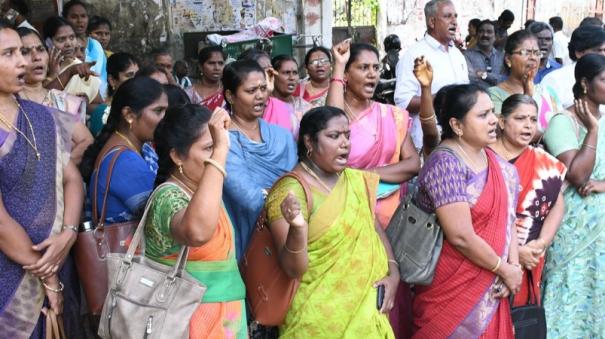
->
[376,285,385,310]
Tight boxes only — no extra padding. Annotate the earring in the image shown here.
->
[583,87,588,95]
[306,149,312,158]
[506,62,511,68]
[127,120,133,130]
[178,163,184,174]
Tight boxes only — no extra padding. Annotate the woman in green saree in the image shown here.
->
[265,106,398,338]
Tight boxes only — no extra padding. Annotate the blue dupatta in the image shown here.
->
[223,119,297,259]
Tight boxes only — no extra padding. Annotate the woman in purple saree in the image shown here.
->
[0,22,84,338]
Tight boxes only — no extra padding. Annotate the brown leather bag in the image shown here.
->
[74,146,138,315]
[240,171,313,326]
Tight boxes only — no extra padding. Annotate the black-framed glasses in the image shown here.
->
[511,49,543,58]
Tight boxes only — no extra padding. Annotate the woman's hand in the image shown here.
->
[522,68,536,96]
[491,278,511,299]
[264,68,278,94]
[575,98,599,131]
[413,56,433,88]
[67,61,98,80]
[280,191,306,228]
[497,262,522,295]
[518,245,541,270]
[47,47,62,80]
[208,107,231,153]
[374,267,399,314]
[23,231,76,279]
[578,179,605,196]
[331,39,351,67]
[42,275,64,315]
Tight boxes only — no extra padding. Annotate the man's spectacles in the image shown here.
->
[510,49,543,58]
[308,58,331,67]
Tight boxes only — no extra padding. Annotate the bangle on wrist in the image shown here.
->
[284,242,306,254]
[490,257,502,273]
[583,143,597,151]
[388,259,398,266]
[42,281,64,293]
[203,158,227,178]
[62,224,78,233]
[419,114,436,122]
[330,77,346,87]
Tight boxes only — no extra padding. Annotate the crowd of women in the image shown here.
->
[0,0,604,338]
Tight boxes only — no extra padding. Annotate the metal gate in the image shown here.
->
[332,0,379,45]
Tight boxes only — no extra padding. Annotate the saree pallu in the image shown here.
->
[294,81,328,107]
[509,146,566,307]
[347,102,409,229]
[262,97,299,137]
[185,87,226,111]
[146,184,247,339]
[0,100,76,338]
[223,119,297,259]
[413,150,514,339]
[278,169,394,338]
[542,116,605,337]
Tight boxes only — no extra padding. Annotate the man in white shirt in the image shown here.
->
[394,0,469,148]
[549,16,570,65]
[542,25,605,110]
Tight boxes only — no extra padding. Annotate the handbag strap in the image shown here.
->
[510,270,541,307]
[270,170,314,213]
[123,182,190,279]
[92,145,130,227]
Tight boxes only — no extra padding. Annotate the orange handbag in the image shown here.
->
[240,171,313,326]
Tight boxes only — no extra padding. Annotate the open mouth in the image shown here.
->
[16,72,26,85]
[519,131,533,140]
[448,27,457,35]
[335,153,349,165]
[488,128,497,138]
[287,83,296,91]
[363,81,377,93]
[253,103,266,112]
[32,64,46,74]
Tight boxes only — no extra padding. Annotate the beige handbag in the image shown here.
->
[98,183,207,339]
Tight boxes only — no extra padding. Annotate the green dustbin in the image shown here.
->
[223,34,294,59]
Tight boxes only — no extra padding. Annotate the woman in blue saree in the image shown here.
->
[0,22,84,338]
[222,60,297,259]
[80,77,167,226]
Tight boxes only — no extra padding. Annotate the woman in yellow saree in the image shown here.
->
[265,106,398,338]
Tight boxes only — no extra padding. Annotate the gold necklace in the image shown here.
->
[231,117,259,140]
[0,100,40,160]
[300,161,334,192]
[115,131,139,152]
[455,142,486,170]
[499,139,522,161]
[343,99,371,121]
[169,174,195,195]
[20,87,48,104]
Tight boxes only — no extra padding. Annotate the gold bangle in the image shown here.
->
[42,281,64,293]
[203,158,227,178]
[388,259,398,266]
[62,224,78,233]
[419,114,436,122]
[583,143,597,151]
[490,257,502,273]
[284,243,306,254]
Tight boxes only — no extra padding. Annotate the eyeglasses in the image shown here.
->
[510,49,543,58]
[308,58,331,67]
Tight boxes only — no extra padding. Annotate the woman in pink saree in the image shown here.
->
[327,40,421,339]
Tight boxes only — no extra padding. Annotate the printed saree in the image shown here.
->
[223,119,297,259]
[509,146,566,306]
[186,87,225,111]
[144,184,247,339]
[542,113,605,337]
[266,169,394,338]
[347,102,408,229]
[413,149,515,338]
[294,80,328,107]
[0,99,76,338]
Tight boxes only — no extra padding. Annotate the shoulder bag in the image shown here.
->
[74,146,139,315]
[385,146,462,285]
[98,183,206,339]
[240,171,313,326]
[511,271,547,339]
